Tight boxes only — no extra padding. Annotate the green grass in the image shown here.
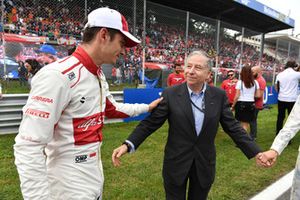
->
[0,134,22,200]
[1,80,30,94]
[1,106,299,199]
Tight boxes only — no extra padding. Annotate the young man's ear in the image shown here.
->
[98,28,110,43]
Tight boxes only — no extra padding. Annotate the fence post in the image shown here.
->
[141,0,146,85]
[214,19,220,86]
[184,11,189,61]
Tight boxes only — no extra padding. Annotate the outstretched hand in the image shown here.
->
[148,97,163,112]
[112,144,128,167]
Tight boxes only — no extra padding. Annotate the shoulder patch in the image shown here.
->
[68,71,76,80]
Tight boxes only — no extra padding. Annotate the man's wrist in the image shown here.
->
[122,141,132,153]
[270,149,279,156]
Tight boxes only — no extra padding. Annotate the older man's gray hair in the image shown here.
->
[185,50,211,70]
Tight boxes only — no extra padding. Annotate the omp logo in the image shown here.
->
[31,96,53,104]
[75,155,87,163]
[25,108,50,119]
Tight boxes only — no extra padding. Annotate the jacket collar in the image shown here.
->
[177,83,216,137]
[72,45,99,75]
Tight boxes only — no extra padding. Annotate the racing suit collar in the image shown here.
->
[73,46,99,75]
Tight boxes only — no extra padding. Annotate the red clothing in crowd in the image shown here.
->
[220,79,238,104]
[167,73,185,86]
[111,67,117,77]
[254,75,266,109]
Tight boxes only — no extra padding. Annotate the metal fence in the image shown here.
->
[0,91,124,134]
[0,0,300,87]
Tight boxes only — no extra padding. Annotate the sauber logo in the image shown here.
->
[80,96,96,104]
[31,96,53,104]
[80,97,86,103]
[25,108,50,119]
[77,116,103,131]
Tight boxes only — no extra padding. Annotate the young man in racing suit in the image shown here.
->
[14,7,161,200]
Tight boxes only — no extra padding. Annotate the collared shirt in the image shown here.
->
[187,84,206,136]
[128,83,207,153]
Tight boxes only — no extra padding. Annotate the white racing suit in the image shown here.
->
[14,46,149,200]
[271,95,300,200]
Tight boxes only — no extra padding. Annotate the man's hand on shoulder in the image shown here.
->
[148,97,163,112]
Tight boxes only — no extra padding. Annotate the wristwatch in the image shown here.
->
[122,141,132,153]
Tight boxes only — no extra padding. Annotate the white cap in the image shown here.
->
[84,7,140,47]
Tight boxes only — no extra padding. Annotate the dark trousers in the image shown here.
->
[164,161,211,200]
[249,108,260,139]
[276,100,295,135]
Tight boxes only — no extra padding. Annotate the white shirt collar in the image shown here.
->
[187,83,207,97]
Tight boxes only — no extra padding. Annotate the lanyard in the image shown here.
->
[190,97,205,113]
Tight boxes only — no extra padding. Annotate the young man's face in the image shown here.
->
[102,32,126,64]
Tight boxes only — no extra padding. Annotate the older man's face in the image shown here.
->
[184,54,210,87]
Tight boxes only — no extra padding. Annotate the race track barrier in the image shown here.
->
[0,86,290,134]
[249,169,293,200]
[0,92,123,134]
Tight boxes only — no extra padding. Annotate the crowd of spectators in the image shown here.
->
[3,1,84,40]
[1,1,296,83]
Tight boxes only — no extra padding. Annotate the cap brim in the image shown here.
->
[121,31,141,47]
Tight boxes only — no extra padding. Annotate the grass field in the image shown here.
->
[0,105,299,200]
